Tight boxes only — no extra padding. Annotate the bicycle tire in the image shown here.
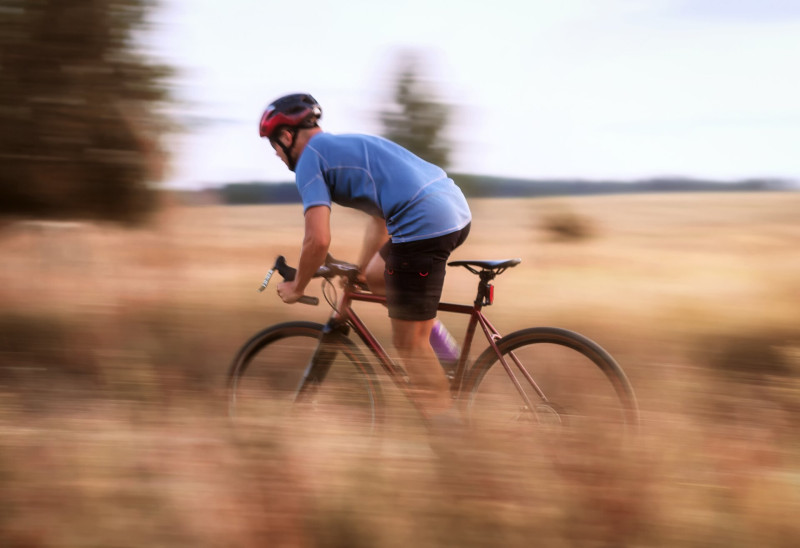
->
[227,321,384,437]
[463,327,639,442]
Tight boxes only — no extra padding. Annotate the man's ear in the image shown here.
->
[277,128,293,148]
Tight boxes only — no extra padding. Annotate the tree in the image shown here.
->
[379,52,454,170]
[0,0,173,225]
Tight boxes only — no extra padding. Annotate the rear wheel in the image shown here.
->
[227,321,384,441]
[464,327,639,451]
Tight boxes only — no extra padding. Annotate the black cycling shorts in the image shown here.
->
[380,224,471,321]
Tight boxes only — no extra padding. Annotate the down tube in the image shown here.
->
[343,305,409,384]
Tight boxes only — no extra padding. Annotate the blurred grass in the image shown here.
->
[1,193,799,547]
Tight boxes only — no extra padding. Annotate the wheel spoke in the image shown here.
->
[227,322,383,441]
[466,327,638,445]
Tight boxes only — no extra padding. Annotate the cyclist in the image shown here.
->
[260,93,471,425]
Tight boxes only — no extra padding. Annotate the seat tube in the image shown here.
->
[451,311,480,393]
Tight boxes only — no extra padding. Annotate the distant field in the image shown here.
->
[1,192,798,547]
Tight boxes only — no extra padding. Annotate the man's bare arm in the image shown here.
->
[295,205,332,292]
[277,206,331,303]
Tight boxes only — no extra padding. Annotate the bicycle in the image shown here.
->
[227,254,639,447]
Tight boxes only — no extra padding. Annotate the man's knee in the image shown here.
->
[364,253,385,294]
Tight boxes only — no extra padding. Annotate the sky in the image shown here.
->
[149,0,800,189]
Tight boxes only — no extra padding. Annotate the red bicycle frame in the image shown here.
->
[331,281,542,413]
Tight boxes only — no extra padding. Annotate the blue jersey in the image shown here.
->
[294,133,471,243]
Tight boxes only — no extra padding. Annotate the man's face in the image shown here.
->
[270,130,292,169]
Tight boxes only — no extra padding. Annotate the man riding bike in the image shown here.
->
[260,93,471,425]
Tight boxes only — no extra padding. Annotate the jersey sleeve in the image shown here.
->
[294,147,332,212]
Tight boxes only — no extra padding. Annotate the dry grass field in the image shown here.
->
[1,192,798,547]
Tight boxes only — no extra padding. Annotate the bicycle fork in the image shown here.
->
[292,318,348,403]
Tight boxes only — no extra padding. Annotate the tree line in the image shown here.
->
[1,4,794,224]
[196,176,792,207]
[0,0,172,226]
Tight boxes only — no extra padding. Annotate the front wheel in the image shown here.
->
[227,321,384,440]
[463,327,639,446]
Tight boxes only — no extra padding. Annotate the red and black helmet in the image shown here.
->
[259,93,322,140]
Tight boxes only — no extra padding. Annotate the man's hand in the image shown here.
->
[277,280,304,304]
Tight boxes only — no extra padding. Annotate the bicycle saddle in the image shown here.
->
[448,258,521,274]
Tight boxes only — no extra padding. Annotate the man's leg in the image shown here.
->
[391,317,453,416]
[363,252,386,295]
[363,251,452,417]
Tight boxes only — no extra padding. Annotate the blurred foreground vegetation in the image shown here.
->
[0,194,798,547]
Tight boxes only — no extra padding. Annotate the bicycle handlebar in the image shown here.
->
[259,253,380,306]
[258,254,366,306]
[258,255,319,306]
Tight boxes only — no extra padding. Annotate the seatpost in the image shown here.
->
[475,269,496,308]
